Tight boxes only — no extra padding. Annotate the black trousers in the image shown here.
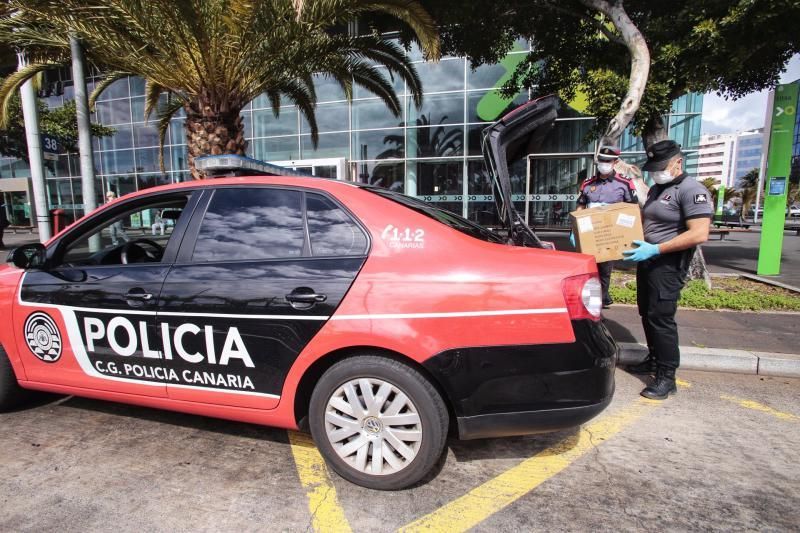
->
[597,261,613,305]
[636,251,691,370]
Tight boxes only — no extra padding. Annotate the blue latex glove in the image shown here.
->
[623,240,660,262]
[569,231,576,247]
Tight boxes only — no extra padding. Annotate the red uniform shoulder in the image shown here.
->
[580,176,598,191]
[612,173,636,189]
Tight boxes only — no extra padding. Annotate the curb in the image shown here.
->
[618,343,800,379]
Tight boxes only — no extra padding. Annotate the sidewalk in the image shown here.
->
[604,305,800,378]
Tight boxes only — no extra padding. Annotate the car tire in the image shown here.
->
[0,345,28,412]
[309,355,449,490]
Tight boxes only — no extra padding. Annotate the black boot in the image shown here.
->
[641,366,677,400]
[626,355,657,375]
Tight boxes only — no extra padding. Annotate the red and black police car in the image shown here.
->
[0,96,616,489]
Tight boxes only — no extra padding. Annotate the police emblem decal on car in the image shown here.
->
[24,312,63,363]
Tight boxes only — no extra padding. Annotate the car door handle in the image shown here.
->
[125,289,153,301]
[285,290,327,304]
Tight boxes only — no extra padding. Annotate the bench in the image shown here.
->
[712,214,751,229]
[709,227,750,240]
[6,225,36,234]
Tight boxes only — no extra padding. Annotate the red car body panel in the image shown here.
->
[2,176,613,435]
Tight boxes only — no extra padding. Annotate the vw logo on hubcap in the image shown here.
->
[363,417,383,434]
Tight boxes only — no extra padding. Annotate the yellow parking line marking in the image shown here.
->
[397,398,659,533]
[288,431,353,533]
[720,395,797,421]
[676,378,691,388]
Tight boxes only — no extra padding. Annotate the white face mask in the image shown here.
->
[596,162,614,175]
[650,170,675,185]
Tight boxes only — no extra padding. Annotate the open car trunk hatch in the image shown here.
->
[481,95,559,247]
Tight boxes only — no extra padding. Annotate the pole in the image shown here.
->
[755,90,775,223]
[17,52,52,242]
[70,35,97,216]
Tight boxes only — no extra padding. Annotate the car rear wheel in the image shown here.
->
[309,355,448,490]
[0,345,28,411]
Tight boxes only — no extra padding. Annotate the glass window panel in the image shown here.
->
[352,99,404,130]
[356,160,405,192]
[171,145,188,172]
[301,133,349,159]
[408,126,464,158]
[47,179,73,208]
[300,102,349,133]
[306,193,368,256]
[242,110,253,140]
[408,92,464,127]
[409,159,464,214]
[102,150,136,175]
[354,68,405,99]
[129,76,146,97]
[105,175,136,198]
[467,123,489,156]
[252,137,300,161]
[253,107,298,137]
[192,188,305,262]
[414,59,464,92]
[467,159,493,195]
[134,123,160,147]
[10,159,31,178]
[314,74,347,102]
[353,128,404,160]
[137,172,172,190]
[130,96,145,122]
[467,90,526,123]
[96,78,130,101]
[96,99,131,125]
[71,178,84,208]
[135,148,170,173]
[467,63,507,90]
[101,124,133,151]
[169,119,186,145]
[251,93,270,109]
[45,154,72,178]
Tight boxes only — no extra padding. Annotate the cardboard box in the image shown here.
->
[570,203,644,262]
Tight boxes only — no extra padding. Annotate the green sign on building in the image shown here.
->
[757,82,799,275]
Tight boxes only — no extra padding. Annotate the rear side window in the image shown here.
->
[192,188,304,262]
[306,193,368,256]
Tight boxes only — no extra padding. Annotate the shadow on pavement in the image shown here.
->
[446,426,579,463]
[54,395,289,444]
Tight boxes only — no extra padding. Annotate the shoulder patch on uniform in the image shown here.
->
[694,193,709,204]
[580,177,597,190]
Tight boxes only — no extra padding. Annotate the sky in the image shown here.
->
[701,55,800,135]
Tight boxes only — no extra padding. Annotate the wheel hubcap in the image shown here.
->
[324,378,422,476]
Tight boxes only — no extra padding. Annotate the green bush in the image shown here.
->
[609,279,800,311]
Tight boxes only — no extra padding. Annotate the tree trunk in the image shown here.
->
[184,97,247,179]
[581,0,650,149]
[642,114,668,150]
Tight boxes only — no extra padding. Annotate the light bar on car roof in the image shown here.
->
[194,154,313,178]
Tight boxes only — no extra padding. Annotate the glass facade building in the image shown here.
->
[0,40,703,228]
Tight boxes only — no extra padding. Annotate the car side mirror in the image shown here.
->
[7,243,46,270]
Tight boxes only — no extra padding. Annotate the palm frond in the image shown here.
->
[0,60,65,128]
[143,80,166,122]
[155,94,187,173]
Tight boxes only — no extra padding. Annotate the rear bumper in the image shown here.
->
[423,319,617,440]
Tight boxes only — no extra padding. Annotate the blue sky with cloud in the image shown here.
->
[701,55,800,135]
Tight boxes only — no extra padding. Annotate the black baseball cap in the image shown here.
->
[642,140,682,171]
[596,145,621,162]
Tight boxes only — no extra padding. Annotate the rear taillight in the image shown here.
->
[562,274,603,321]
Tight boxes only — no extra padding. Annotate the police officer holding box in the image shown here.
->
[575,145,639,308]
[623,140,713,400]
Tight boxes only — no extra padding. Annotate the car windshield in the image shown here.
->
[361,186,507,244]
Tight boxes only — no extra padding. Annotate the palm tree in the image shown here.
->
[0,0,439,177]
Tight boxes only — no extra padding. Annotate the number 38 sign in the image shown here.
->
[41,134,61,161]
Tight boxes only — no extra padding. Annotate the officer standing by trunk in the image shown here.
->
[574,145,638,308]
[623,140,713,400]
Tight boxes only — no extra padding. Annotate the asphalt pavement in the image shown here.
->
[1,369,797,531]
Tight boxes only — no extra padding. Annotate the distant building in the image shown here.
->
[696,129,764,188]
[733,129,764,186]
[697,133,735,186]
